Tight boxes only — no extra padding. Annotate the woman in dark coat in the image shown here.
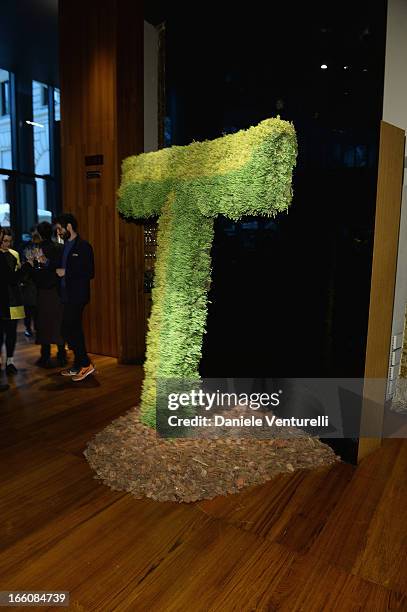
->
[0,228,26,374]
[25,222,66,367]
[21,226,41,337]
[0,227,15,388]
[0,227,10,389]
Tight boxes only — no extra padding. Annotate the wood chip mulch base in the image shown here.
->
[84,408,340,503]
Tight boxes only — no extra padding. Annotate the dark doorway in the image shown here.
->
[200,165,377,380]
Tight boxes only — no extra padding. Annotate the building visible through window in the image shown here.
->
[54,87,60,121]
[0,80,10,116]
[0,174,10,227]
[0,68,12,171]
[32,80,50,175]
[0,69,62,244]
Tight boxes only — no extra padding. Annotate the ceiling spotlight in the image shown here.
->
[321,64,328,70]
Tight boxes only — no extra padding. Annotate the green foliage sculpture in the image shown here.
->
[118,117,297,427]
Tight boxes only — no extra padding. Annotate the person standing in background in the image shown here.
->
[0,228,25,375]
[54,213,95,381]
[25,221,66,368]
[0,227,11,390]
[21,226,41,338]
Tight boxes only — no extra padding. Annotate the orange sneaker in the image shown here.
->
[72,364,95,382]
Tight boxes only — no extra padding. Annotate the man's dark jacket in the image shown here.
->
[62,236,95,304]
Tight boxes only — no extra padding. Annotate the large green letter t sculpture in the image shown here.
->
[118,118,297,427]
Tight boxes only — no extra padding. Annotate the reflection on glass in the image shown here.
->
[54,87,60,121]
[32,80,50,175]
[0,68,13,171]
[0,173,10,226]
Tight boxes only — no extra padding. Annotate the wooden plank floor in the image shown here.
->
[1,331,407,611]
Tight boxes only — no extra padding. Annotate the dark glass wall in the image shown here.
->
[0,0,60,246]
[154,0,387,379]
[0,73,61,245]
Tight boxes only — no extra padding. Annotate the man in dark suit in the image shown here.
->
[54,213,95,382]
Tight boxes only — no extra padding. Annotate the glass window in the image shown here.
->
[41,85,48,107]
[18,178,37,244]
[1,80,10,116]
[0,69,13,170]
[32,80,50,175]
[0,174,11,227]
[355,145,368,168]
[164,116,172,146]
[35,177,51,223]
[54,87,60,121]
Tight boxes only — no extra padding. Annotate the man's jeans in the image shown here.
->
[61,303,90,369]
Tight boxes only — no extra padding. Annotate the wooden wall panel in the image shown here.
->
[359,121,405,461]
[116,0,146,363]
[59,0,144,360]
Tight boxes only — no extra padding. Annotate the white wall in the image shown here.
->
[144,21,159,153]
[384,0,407,345]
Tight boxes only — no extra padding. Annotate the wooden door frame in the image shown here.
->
[358,121,405,461]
